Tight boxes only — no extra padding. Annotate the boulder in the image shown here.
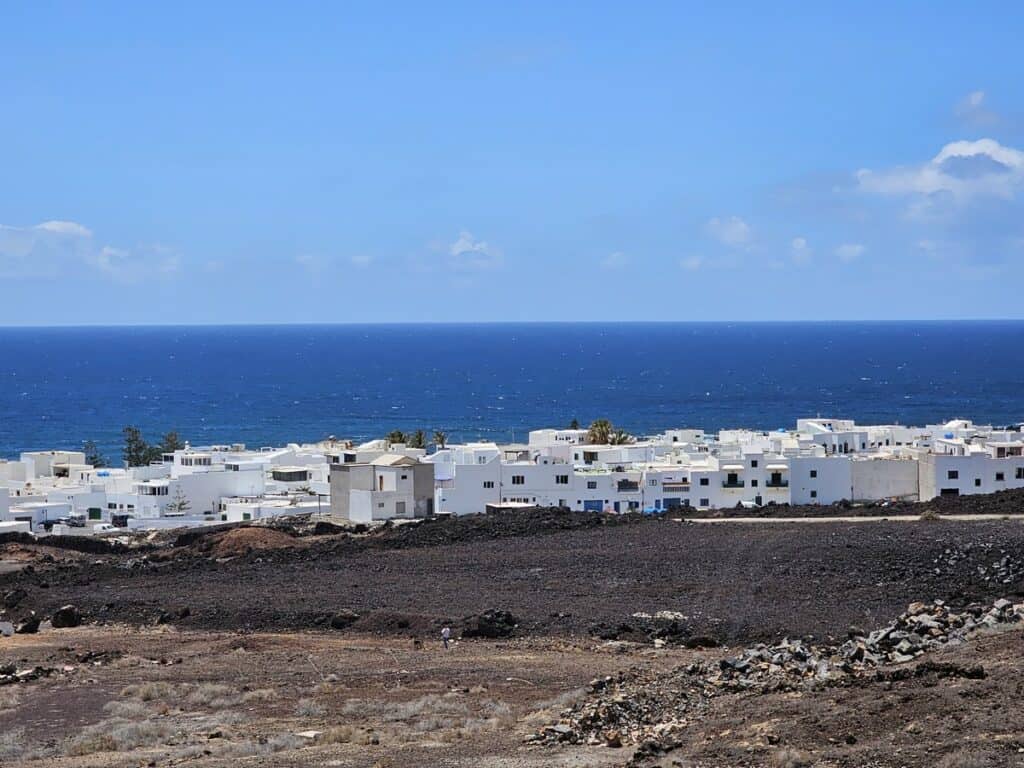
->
[461,609,518,639]
[157,606,191,624]
[329,610,360,630]
[15,614,40,634]
[2,588,27,610]
[51,605,82,629]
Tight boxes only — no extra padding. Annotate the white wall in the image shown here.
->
[851,458,919,501]
[789,457,853,504]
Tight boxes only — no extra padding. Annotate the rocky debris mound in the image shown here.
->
[329,609,360,630]
[714,598,1021,691]
[202,527,298,559]
[591,611,717,647]
[51,604,82,629]
[528,668,711,747]
[156,606,191,625]
[462,609,518,639]
[532,598,1023,748]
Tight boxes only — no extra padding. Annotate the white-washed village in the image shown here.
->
[2,417,1023,536]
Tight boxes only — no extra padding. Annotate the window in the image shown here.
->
[699,477,709,486]
[947,470,959,480]
[750,460,758,468]
[810,470,817,478]
[512,475,525,485]
[556,474,569,485]
[996,472,1005,482]
[483,481,494,489]
[401,474,407,480]
[751,479,758,487]
[810,490,818,499]
[587,481,597,489]
[1018,467,1024,480]
[648,479,658,486]
[699,498,709,507]
[974,478,981,487]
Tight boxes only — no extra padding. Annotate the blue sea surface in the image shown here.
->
[0,322,1022,460]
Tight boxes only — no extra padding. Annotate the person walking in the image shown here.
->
[441,625,451,650]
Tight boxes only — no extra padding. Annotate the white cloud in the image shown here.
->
[0,220,94,277]
[679,256,703,271]
[35,220,93,237]
[350,253,373,268]
[954,90,998,127]
[835,243,865,263]
[600,251,630,270]
[955,90,985,115]
[91,243,180,282]
[856,138,1024,206]
[447,230,502,270]
[790,236,812,264]
[706,216,751,247]
[0,219,178,281]
[294,253,325,273]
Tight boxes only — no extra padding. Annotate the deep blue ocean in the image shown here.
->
[1,322,1022,461]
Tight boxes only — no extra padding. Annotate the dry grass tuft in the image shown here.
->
[65,719,173,756]
[120,681,176,702]
[118,681,276,711]
[937,752,990,768]
[216,733,307,756]
[318,725,355,744]
[295,698,326,717]
[102,700,151,719]
[0,728,26,759]
[339,692,512,742]
[769,748,814,768]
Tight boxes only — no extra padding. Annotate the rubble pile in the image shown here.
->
[527,667,712,747]
[716,598,1021,690]
[533,598,1023,747]
[0,663,60,686]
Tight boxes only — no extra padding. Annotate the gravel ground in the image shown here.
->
[5,511,1024,644]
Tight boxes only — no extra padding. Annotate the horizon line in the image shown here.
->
[2,318,1024,330]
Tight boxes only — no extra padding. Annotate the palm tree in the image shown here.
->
[386,429,407,445]
[569,418,580,430]
[608,428,635,445]
[408,429,427,449]
[587,419,613,445]
[433,430,448,449]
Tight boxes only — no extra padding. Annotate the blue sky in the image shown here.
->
[2,2,1023,323]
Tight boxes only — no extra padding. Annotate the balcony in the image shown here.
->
[721,480,745,489]
[616,480,640,492]
[765,480,789,488]
[662,483,691,492]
